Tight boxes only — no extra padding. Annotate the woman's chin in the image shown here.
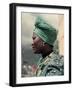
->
[33,50,37,54]
[32,49,38,54]
[33,50,40,54]
[32,48,40,54]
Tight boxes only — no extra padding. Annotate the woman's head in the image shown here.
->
[32,16,57,57]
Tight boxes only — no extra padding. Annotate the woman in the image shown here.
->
[32,16,64,76]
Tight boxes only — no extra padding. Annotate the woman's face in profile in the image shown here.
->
[32,33,44,54]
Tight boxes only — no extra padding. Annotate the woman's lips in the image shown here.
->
[32,46,36,50]
[32,45,35,48]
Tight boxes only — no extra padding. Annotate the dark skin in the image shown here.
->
[32,32,53,58]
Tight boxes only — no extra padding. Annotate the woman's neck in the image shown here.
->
[42,50,53,58]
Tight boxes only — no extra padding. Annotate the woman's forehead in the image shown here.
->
[33,32,43,41]
[33,32,38,37]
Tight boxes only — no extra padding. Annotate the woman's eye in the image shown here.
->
[33,37,35,40]
[34,36,37,39]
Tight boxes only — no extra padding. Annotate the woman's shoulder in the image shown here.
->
[45,53,64,76]
[47,52,64,66]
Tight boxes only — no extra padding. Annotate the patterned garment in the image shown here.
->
[36,52,64,76]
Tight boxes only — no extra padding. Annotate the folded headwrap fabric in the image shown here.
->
[33,16,57,46]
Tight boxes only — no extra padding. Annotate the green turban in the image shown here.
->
[33,16,57,46]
